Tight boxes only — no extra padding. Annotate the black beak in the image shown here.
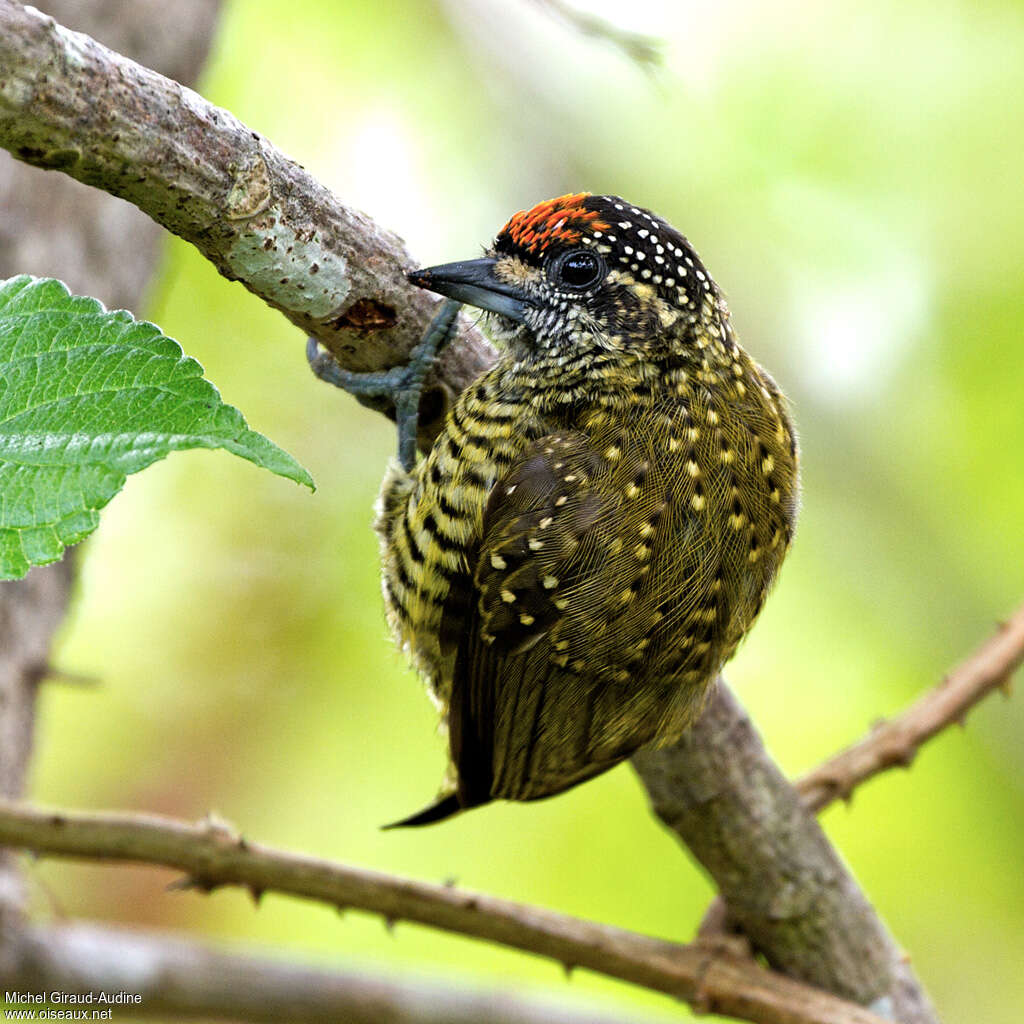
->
[407,258,528,323]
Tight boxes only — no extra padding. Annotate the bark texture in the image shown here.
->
[0,0,494,443]
[636,686,938,1023]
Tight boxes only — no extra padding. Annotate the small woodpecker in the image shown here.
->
[312,193,799,826]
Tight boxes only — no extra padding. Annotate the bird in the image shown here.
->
[314,193,799,826]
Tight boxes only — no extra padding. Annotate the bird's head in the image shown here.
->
[409,193,725,364]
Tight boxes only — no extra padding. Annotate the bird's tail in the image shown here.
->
[382,793,463,829]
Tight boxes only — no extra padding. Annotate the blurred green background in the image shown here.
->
[24,0,1024,1020]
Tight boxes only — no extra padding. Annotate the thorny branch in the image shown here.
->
[0,801,888,1024]
[2,606,1019,1023]
[797,602,1024,811]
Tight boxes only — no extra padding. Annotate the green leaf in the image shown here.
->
[0,275,314,580]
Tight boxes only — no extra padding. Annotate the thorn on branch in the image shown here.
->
[247,885,264,906]
[200,812,241,846]
[561,961,575,980]
[383,915,397,934]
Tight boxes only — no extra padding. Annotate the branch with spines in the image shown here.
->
[0,800,888,1024]
[796,603,1024,811]
[2,603,1022,1024]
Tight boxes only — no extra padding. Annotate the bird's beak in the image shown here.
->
[408,258,528,323]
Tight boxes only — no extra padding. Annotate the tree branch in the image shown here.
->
[0,800,888,1024]
[2,919,671,1024]
[797,603,1024,811]
[0,0,494,443]
[634,687,939,1024]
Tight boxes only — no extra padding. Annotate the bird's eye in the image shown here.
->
[555,250,604,290]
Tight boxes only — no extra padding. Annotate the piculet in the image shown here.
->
[342,193,798,826]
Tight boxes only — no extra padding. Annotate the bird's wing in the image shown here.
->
[440,427,693,807]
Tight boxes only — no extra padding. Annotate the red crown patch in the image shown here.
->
[497,193,610,256]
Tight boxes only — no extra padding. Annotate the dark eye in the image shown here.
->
[555,250,604,290]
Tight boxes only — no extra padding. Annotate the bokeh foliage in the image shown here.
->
[28,1,1024,1021]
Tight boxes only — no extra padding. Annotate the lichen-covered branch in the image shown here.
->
[797,603,1024,811]
[0,0,494,442]
[2,919,670,1024]
[0,801,888,1024]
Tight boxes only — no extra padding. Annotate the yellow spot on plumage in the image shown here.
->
[555,495,568,507]
[686,460,700,478]
[720,448,735,465]
[762,455,775,474]
[519,613,535,626]
[490,553,507,570]
[690,494,706,512]
[539,517,554,529]
[605,445,621,461]
[528,538,545,550]
[554,597,569,611]
[542,575,559,589]
[625,483,640,499]
[501,589,516,603]
[633,544,651,561]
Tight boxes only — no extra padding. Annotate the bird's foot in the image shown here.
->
[307,298,461,471]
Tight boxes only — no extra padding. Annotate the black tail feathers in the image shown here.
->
[382,793,464,829]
